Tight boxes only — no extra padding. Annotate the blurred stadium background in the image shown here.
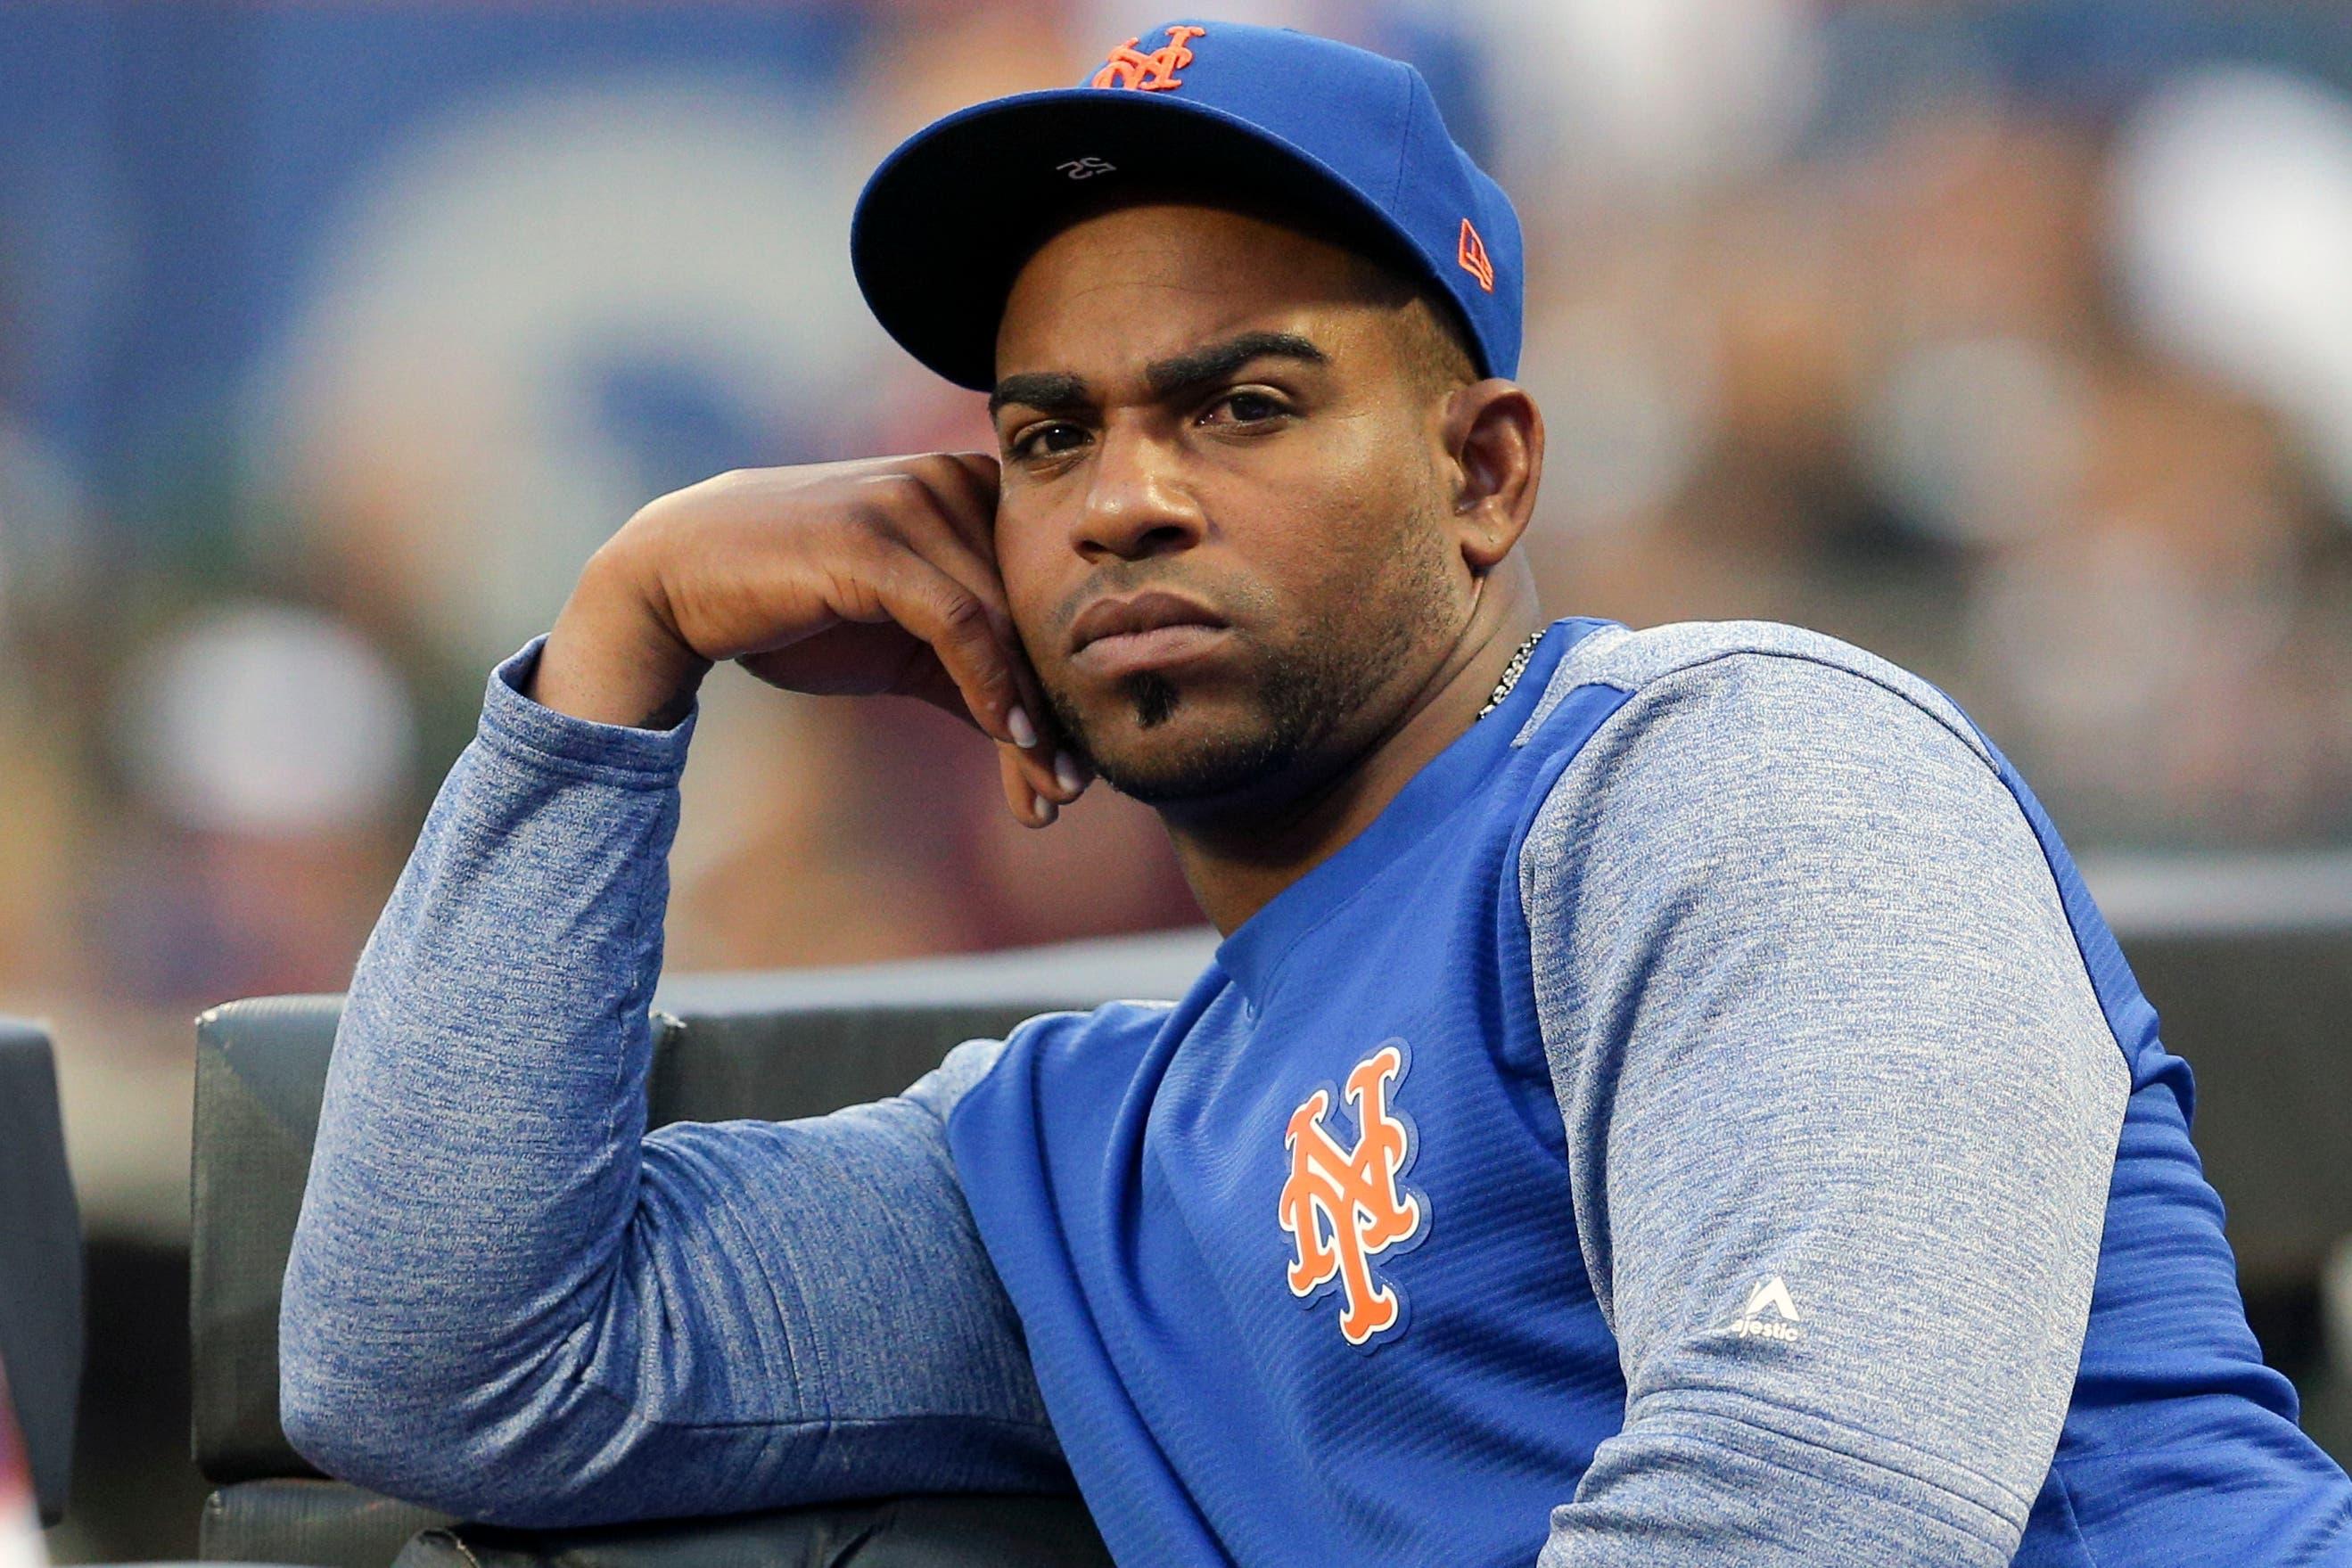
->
[2,0,2349,1558]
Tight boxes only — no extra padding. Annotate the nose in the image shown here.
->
[1069,422,1204,564]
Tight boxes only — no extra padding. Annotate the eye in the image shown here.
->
[1010,422,1090,459]
[1203,388,1288,426]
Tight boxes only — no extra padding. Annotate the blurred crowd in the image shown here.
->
[1,0,2350,1230]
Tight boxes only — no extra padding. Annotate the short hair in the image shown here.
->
[1333,242,1482,398]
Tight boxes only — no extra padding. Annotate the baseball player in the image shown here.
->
[281,21,2352,1566]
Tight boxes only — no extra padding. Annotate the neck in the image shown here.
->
[1158,563,1545,937]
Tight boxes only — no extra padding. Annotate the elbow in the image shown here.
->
[278,1236,401,1494]
[278,1295,611,1527]
[278,1281,505,1520]
[278,1330,471,1515]
[278,1364,396,1498]
[278,1358,552,1525]
[279,1193,485,1512]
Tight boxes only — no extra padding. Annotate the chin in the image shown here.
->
[1079,682,1312,806]
[1044,625,1396,808]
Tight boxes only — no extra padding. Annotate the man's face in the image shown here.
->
[991,199,1468,809]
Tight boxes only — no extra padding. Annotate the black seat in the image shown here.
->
[0,1017,84,1528]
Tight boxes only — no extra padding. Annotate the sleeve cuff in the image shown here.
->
[478,633,698,786]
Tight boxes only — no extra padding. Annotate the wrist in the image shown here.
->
[530,551,711,730]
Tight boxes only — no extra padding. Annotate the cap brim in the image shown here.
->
[851,86,1441,391]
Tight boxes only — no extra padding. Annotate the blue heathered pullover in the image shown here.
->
[282,614,2352,1565]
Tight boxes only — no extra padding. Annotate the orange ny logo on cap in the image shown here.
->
[1279,1039,1427,1348]
[1092,24,1206,92]
[1457,218,1495,292]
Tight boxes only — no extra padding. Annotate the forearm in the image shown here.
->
[279,634,695,1514]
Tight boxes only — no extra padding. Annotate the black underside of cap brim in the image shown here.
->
[851,88,1427,391]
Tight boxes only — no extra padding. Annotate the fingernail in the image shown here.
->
[1033,792,1057,826]
[1008,704,1039,750]
[1054,751,1084,795]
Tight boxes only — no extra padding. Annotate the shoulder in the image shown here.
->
[1513,623,2126,1091]
[1513,617,1993,773]
[1514,619,2032,913]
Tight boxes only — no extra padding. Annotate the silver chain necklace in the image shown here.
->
[1475,628,1549,720]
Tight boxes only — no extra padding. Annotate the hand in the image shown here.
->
[530,453,1089,826]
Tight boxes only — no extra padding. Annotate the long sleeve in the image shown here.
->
[1519,646,2130,1566]
[279,636,1068,1528]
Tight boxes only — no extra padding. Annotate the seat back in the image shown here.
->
[0,1020,83,1527]
[2114,924,2352,1282]
[2088,854,2352,1285]
[192,996,341,1488]
[0,1020,82,1527]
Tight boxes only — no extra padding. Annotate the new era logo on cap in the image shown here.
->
[1458,218,1494,292]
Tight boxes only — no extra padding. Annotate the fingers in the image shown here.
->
[848,548,1033,751]
[893,652,1088,826]
[870,471,1028,672]
[999,738,1092,828]
[848,551,1081,812]
[879,461,1073,812]
[1000,743,1055,826]
[755,449,1081,829]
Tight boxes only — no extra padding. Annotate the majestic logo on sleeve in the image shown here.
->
[1727,1275,1805,1342]
[1279,1039,1429,1349]
[1091,25,1206,91]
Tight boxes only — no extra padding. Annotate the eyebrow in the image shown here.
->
[987,331,1328,421]
[988,370,1090,421]
[1146,331,1328,400]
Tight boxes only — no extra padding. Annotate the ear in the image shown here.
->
[1439,379,1543,576]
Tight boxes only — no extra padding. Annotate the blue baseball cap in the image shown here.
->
[850,19,1523,392]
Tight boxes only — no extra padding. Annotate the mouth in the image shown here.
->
[1067,590,1231,678]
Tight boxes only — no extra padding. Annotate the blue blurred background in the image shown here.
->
[3,0,2349,1557]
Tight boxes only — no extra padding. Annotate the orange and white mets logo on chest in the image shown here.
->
[1278,1038,1430,1350]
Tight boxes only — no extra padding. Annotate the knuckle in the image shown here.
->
[685,467,750,502]
[936,587,990,635]
[913,453,976,488]
[621,488,684,536]
[831,510,898,559]
[866,469,930,505]
[825,563,884,620]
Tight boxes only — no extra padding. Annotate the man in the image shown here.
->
[281,20,2352,1567]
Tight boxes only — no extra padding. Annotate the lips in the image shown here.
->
[1066,590,1228,655]
[1065,589,1234,681]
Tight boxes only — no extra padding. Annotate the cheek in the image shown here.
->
[991,509,1065,650]
[1283,421,1439,568]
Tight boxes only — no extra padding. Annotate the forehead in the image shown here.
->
[994,200,1393,381]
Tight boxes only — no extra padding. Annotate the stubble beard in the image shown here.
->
[1040,543,1455,807]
